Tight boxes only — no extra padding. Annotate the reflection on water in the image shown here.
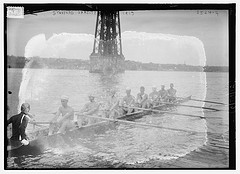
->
[6,69,229,168]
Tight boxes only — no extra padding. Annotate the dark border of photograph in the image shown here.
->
[4,3,236,170]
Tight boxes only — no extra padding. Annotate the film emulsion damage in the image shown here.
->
[7,6,24,19]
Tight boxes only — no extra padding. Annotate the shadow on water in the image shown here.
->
[8,139,45,158]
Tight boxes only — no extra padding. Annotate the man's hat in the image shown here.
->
[88,93,95,98]
[126,87,131,91]
[61,95,69,101]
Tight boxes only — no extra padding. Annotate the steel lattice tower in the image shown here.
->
[89,11,125,73]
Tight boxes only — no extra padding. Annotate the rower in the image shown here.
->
[7,103,34,146]
[105,89,120,119]
[121,87,136,114]
[76,94,100,126]
[159,85,168,102]
[48,95,74,135]
[148,86,160,107]
[167,83,177,102]
[136,86,148,108]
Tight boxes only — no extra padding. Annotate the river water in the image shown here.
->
[6,68,229,168]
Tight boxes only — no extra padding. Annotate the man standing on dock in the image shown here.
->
[7,103,34,146]
[121,87,136,114]
[167,83,177,102]
[48,95,74,135]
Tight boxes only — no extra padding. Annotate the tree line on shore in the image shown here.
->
[7,55,228,72]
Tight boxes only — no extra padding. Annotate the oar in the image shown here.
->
[126,106,223,119]
[160,102,222,111]
[78,114,205,134]
[190,99,227,105]
[124,106,207,119]
[178,97,227,105]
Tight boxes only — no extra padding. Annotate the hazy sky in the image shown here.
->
[7,9,228,66]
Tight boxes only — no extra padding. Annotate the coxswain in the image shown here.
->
[159,85,168,102]
[75,94,100,126]
[136,86,148,108]
[7,103,35,146]
[148,86,160,107]
[48,95,74,135]
[167,83,177,102]
[121,87,136,114]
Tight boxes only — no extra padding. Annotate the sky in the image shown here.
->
[7,9,229,66]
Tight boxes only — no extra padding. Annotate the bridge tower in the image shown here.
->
[89,11,125,73]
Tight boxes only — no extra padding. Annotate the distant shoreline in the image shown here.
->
[6,55,229,72]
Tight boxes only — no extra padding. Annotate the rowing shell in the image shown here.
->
[119,95,191,120]
[7,96,191,157]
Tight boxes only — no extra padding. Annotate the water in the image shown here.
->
[7,68,229,168]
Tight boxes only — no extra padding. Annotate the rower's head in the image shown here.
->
[140,86,145,93]
[88,94,95,102]
[152,86,157,92]
[21,103,30,114]
[170,83,174,88]
[161,85,165,90]
[60,95,69,107]
[126,87,131,95]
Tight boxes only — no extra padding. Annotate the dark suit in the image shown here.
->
[7,112,28,141]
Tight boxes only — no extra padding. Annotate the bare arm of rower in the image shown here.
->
[58,108,74,123]
[140,94,148,104]
[109,100,119,111]
[50,108,61,123]
[128,96,135,106]
[83,104,99,115]
[119,97,126,107]
[25,112,36,123]
[136,94,141,103]
[153,93,160,102]
[76,104,88,116]
[173,90,177,97]
[79,104,88,113]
